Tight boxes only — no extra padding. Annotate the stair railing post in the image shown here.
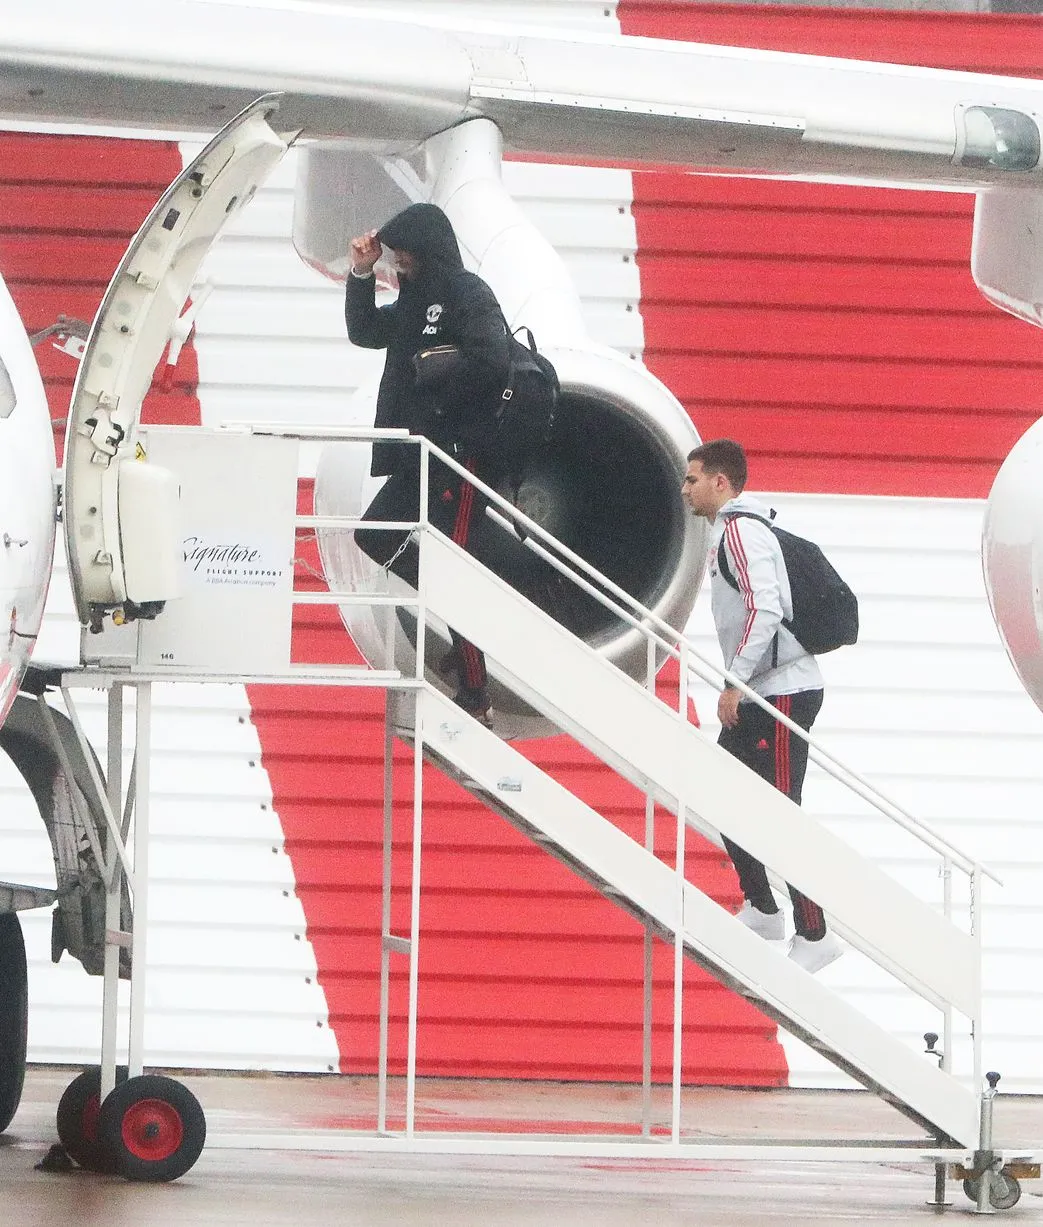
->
[671,665,687,1150]
[642,634,656,1138]
[414,438,428,697]
[973,1071,1002,1214]
[405,439,430,1139]
[101,681,123,1100]
[670,637,695,1143]
[971,863,983,1097]
[941,855,953,1076]
[923,1032,951,1208]
[378,597,397,1135]
[127,681,151,1081]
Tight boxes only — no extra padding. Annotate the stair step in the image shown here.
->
[409,540,982,1149]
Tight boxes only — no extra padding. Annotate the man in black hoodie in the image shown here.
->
[347,203,509,725]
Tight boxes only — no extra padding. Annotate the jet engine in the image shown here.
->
[314,344,704,736]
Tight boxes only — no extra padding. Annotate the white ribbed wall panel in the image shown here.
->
[6,550,338,1072]
[684,493,1043,1092]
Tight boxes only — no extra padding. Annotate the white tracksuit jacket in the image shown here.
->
[708,493,823,700]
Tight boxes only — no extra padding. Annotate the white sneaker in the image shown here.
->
[787,932,844,974]
[735,900,786,941]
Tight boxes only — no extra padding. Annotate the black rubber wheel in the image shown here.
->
[98,1074,205,1182]
[963,1171,1023,1210]
[0,913,28,1134]
[56,1065,126,1173]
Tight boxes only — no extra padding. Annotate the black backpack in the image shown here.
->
[492,322,560,475]
[717,511,858,655]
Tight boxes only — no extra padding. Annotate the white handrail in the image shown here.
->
[238,421,1001,888]
[490,506,1000,884]
[424,440,999,888]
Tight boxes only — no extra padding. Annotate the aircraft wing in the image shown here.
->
[0,0,1041,189]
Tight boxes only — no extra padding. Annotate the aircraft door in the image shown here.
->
[63,95,295,635]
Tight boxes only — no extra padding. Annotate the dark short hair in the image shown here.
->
[687,439,747,492]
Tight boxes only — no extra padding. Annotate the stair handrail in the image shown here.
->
[486,504,1000,886]
[243,421,1002,887]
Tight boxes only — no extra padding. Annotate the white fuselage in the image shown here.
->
[0,277,57,723]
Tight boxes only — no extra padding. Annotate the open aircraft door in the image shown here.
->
[63,95,295,635]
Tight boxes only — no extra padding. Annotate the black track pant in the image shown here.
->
[717,689,826,940]
[354,457,487,691]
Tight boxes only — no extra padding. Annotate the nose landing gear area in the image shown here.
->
[53,1066,205,1182]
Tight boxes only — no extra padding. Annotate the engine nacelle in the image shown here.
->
[982,415,1043,715]
[315,343,707,739]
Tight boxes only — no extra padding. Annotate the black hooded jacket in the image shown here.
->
[346,203,510,477]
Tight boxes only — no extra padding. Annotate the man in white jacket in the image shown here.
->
[683,439,842,975]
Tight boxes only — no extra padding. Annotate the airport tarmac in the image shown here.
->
[2,1067,1042,1225]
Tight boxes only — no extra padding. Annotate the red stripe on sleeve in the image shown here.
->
[725,519,757,654]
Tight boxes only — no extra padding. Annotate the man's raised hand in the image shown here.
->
[350,230,381,275]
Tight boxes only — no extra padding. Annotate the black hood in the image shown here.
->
[377,203,464,275]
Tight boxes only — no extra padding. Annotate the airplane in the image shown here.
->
[0,0,1042,1179]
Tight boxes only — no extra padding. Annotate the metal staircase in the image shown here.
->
[45,419,1026,1202]
[395,524,983,1148]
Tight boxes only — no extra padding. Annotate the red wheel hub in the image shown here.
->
[120,1098,184,1161]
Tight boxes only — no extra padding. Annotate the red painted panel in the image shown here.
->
[641,256,986,313]
[635,198,976,264]
[0,132,178,187]
[654,353,1041,414]
[0,133,192,459]
[0,185,167,234]
[617,11,1043,498]
[643,305,1039,363]
[317,940,781,1083]
[0,235,133,284]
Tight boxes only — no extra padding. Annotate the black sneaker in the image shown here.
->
[452,686,493,727]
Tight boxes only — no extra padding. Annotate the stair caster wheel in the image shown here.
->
[55,1066,127,1173]
[98,1074,206,1182]
[963,1170,1022,1210]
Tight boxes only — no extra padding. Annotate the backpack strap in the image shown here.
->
[497,311,540,403]
[715,510,774,591]
[514,325,538,353]
[715,510,782,669]
[715,536,737,592]
[497,309,515,402]
[496,307,536,347]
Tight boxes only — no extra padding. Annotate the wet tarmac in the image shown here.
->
[2,1067,1042,1225]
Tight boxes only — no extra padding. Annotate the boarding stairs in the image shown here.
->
[394,515,985,1150]
[48,418,1000,1184]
